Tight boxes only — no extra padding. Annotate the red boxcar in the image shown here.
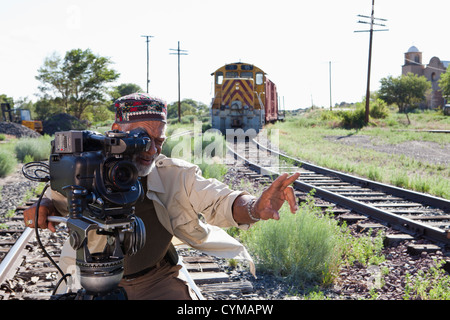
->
[265,79,278,123]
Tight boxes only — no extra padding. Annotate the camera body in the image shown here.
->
[48,130,150,299]
[50,130,150,219]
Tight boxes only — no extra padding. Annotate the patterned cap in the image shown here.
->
[114,93,167,123]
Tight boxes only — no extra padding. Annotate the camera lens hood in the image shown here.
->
[106,160,138,191]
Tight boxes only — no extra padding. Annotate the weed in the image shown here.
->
[342,230,386,267]
[14,135,52,162]
[403,259,450,300]
[0,149,17,177]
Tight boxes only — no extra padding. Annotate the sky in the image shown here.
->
[1,0,449,110]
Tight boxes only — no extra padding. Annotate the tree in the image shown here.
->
[439,69,450,102]
[108,83,143,112]
[0,94,14,121]
[0,94,14,106]
[36,49,120,119]
[34,98,60,121]
[13,97,35,118]
[167,99,208,120]
[109,83,143,101]
[36,53,70,112]
[379,73,431,113]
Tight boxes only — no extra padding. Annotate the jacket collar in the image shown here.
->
[144,154,166,194]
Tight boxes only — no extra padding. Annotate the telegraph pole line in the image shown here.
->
[170,41,188,122]
[355,0,388,124]
[327,60,339,110]
[329,61,332,111]
[141,35,154,93]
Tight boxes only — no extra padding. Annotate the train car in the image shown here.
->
[210,62,279,133]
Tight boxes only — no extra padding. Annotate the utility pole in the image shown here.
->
[329,61,332,111]
[355,0,388,124]
[141,35,154,93]
[169,41,188,122]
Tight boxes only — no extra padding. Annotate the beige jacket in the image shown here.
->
[51,154,255,283]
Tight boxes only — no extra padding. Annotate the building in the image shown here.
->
[402,46,449,108]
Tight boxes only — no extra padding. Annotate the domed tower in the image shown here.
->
[402,46,424,76]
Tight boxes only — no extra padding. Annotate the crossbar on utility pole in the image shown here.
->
[355,0,388,124]
[141,35,154,93]
[170,41,188,123]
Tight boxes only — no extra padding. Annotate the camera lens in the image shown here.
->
[106,160,138,191]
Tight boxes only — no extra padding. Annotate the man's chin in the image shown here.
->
[135,160,155,177]
[133,153,158,177]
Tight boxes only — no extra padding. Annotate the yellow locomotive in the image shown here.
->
[210,62,279,133]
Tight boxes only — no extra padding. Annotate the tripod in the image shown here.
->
[48,186,146,300]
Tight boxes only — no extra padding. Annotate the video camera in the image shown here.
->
[24,129,151,299]
[50,129,150,218]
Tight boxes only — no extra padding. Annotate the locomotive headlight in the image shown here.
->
[231,101,242,109]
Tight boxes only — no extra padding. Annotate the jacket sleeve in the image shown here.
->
[184,165,249,229]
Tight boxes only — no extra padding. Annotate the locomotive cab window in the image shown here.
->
[225,65,238,70]
[226,72,238,78]
[256,72,263,85]
[240,72,253,78]
[216,72,223,85]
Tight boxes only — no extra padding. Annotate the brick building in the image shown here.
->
[402,46,449,108]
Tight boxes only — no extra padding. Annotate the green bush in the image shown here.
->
[320,110,340,122]
[241,194,345,286]
[370,99,389,119]
[162,130,228,181]
[0,149,17,177]
[338,107,366,128]
[198,162,227,180]
[14,135,52,162]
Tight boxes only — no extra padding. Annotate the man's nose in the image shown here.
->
[145,138,157,156]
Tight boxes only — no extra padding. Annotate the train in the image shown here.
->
[210,62,284,133]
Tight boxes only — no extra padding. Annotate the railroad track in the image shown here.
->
[0,130,253,300]
[1,130,449,300]
[0,202,254,300]
[0,200,63,300]
[229,134,450,248]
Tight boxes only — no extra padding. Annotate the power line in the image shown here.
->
[355,0,388,124]
[169,41,188,122]
[141,35,154,93]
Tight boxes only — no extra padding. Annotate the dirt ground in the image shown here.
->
[325,134,449,165]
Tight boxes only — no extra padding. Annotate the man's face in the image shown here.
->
[112,121,167,177]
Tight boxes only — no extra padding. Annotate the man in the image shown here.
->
[24,93,300,300]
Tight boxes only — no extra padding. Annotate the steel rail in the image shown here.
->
[0,227,34,284]
[254,139,450,211]
[228,138,450,245]
[290,179,450,244]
